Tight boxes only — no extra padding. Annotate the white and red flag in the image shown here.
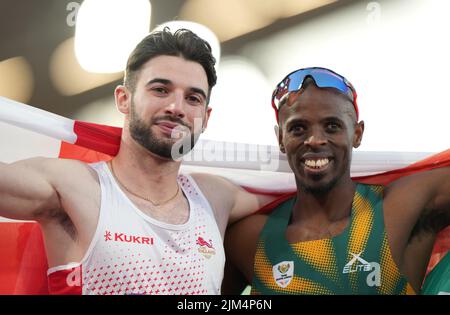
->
[0,96,449,294]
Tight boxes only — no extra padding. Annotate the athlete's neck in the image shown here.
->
[112,136,181,197]
[291,178,356,225]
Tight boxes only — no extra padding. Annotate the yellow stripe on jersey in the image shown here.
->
[347,190,374,291]
[291,239,340,284]
[378,234,401,294]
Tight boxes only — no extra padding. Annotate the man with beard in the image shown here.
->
[223,67,450,295]
[0,28,275,295]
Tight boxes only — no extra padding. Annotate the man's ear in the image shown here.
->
[353,120,365,148]
[199,106,212,133]
[115,85,131,114]
[274,125,286,153]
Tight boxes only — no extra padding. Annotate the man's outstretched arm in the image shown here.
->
[0,158,62,221]
[0,157,96,223]
[423,167,450,216]
[190,173,276,227]
[385,167,450,234]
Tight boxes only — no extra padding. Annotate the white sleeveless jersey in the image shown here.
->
[47,161,225,295]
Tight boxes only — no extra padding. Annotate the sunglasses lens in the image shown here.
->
[272,68,352,109]
[310,69,349,93]
[285,70,309,93]
[272,72,305,109]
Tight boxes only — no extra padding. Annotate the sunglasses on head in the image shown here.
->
[271,67,359,122]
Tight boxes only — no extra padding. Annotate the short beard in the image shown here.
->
[129,103,199,160]
[298,175,340,195]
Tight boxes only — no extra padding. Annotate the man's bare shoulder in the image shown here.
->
[383,167,450,225]
[189,172,235,190]
[189,173,276,222]
[380,167,450,286]
[4,157,99,205]
[384,167,450,195]
[25,157,100,207]
[49,158,99,184]
[188,172,237,206]
[16,156,98,177]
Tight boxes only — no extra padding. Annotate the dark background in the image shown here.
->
[0,0,357,118]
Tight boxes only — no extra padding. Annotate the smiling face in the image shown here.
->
[116,55,211,160]
[278,84,364,194]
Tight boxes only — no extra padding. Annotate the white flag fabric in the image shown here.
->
[0,96,440,193]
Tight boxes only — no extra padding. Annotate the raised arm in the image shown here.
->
[228,183,276,224]
[421,167,450,215]
[0,157,97,224]
[384,167,450,236]
[0,157,62,221]
[381,167,450,290]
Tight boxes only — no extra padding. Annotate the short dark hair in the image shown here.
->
[124,27,217,103]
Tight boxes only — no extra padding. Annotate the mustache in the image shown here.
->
[152,115,191,129]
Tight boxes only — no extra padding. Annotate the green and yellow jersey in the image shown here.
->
[251,183,415,295]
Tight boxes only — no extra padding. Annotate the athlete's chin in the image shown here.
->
[299,177,339,195]
[152,139,197,161]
